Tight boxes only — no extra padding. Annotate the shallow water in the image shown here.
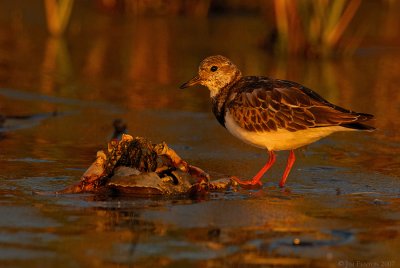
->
[1,3,400,267]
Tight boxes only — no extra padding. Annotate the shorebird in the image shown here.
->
[180,55,375,188]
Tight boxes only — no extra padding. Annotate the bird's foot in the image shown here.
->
[279,176,289,188]
[230,176,263,189]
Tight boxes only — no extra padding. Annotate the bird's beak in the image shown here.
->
[180,75,202,89]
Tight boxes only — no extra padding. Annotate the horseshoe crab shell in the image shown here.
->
[106,167,206,196]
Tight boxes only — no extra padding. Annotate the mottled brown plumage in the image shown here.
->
[226,77,374,133]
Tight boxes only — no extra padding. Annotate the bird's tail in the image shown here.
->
[342,112,375,131]
[356,112,374,121]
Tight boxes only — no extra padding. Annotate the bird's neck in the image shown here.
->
[208,70,242,98]
[211,76,241,127]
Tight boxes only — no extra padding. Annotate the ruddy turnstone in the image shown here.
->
[180,55,375,188]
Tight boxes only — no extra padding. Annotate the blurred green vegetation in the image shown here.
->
[269,0,362,57]
[35,0,400,57]
[44,0,74,36]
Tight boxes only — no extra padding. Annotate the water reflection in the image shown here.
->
[40,37,72,95]
[17,190,396,267]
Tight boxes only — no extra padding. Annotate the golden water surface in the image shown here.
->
[0,1,399,267]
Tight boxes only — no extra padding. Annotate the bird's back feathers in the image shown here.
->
[224,76,375,133]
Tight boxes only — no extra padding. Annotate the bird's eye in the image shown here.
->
[210,66,218,72]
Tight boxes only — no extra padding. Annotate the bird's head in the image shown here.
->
[180,55,242,97]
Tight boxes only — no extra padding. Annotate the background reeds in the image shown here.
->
[41,0,400,58]
[44,0,74,36]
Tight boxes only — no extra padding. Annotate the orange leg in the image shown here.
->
[232,150,276,188]
[279,150,295,188]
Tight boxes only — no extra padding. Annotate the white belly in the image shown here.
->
[224,111,353,151]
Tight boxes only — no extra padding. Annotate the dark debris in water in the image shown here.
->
[0,111,59,133]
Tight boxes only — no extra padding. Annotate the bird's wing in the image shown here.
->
[227,78,371,132]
